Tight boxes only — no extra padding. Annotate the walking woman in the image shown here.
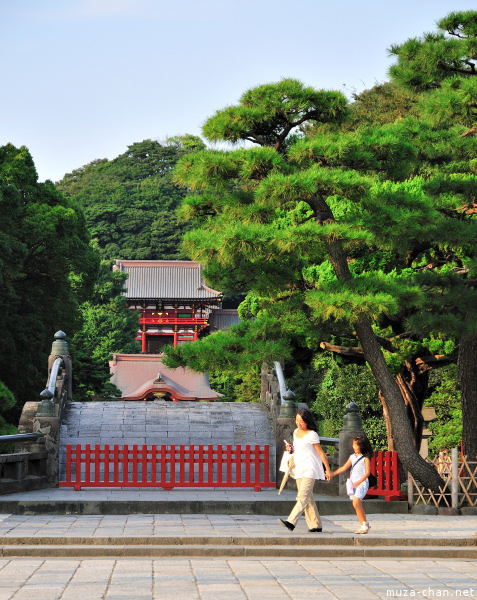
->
[279,408,331,532]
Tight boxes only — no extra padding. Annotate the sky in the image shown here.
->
[1,0,476,183]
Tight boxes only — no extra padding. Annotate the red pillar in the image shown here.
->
[141,330,146,353]
[173,326,178,348]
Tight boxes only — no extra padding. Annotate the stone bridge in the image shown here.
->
[4,332,349,494]
[6,332,286,492]
[59,400,276,483]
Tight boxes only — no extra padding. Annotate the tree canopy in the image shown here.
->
[388,9,477,463]
[162,69,477,490]
[56,137,205,261]
[0,143,99,425]
[70,259,141,400]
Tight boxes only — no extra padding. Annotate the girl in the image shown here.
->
[331,434,373,534]
[279,408,331,532]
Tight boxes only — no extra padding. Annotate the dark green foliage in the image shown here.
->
[208,370,262,403]
[167,71,477,487]
[287,356,387,449]
[0,143,99,421]
[0,381,17,435]
[203,78,349,151]
[56,138,204,261]
[70,261,140,400]
[425,365,462,458]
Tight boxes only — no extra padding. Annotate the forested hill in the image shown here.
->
[56,137,204,261]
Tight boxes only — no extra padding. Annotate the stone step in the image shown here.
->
[1,535,475,547]
[0,497,408,516]
[61,401,275,449]
[1,543,476,559]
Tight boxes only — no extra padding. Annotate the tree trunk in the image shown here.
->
[323,230,443,490]
[378,391,394,450]
[458,331,477,460]
[353,316,442,490]
[396,360,427,451]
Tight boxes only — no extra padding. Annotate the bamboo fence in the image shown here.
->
[407,448,477,509]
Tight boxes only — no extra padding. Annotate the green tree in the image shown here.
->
[56,138,204,261]
[0,143,99,421]
[166,77,455,489]
[425,365,462,458]
[389,10,477,460]
[71,260,140,400]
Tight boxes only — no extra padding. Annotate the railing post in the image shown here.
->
[338,402,365,497]
[33,388,60,487]
[451,447,459,510]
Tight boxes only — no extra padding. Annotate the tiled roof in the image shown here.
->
[109,353,222,401]
[114,260,222,300]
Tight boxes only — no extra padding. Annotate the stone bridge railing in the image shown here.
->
[5,331,73,493]
[0,434,48,494]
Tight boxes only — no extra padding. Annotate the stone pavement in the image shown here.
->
[0,513,475,558]
[1,555,477,599]
[0,513,475,598]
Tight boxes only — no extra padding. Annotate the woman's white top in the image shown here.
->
[349,453,369,499]
[292,429,325,480]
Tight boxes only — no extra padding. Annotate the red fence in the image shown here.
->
[60,443,275,491]
[366,450,405,501]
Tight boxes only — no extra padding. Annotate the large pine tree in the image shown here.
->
[166,78,459,489]
[390,10,477,460]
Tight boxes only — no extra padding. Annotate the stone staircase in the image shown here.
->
[2,537,476,558]
[59,401,276,483]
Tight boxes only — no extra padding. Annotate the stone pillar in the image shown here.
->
[48,330,72,405]
[420,406,437,458]
[32,415,60,487]
[338,402,365,497]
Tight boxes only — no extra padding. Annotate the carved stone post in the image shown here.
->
[48,330,72,405]
[33,388,60,487]
[338,402,365,497]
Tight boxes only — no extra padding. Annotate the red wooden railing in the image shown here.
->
[365,450,405,501]
[60,443,275,491]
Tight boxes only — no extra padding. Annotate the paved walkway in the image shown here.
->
[0,513,475,540]
[0,513,475,598]
[0,487,475,598]
[1,556,476,599]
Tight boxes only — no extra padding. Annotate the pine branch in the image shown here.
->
[415,354,454,373]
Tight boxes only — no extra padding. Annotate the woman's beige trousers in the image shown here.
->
[287,477,321,529]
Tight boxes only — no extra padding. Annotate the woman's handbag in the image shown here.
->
[278,451,296,494]
[279,451,294,473]
[346,478,354,496]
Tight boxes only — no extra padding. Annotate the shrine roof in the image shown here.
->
[109,353,222,401]
[114,260,222,300]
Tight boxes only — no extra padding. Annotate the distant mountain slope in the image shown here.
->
[56,137,204,260]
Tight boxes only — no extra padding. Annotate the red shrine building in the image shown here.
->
[109,260,239,402]
[114,259,235,353]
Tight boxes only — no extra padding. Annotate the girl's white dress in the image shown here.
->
[349,453,369,499]
[293,429,325,480]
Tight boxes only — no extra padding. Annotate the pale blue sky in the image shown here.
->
[1,0,475,182]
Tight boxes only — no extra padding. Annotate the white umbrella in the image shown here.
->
[278,454,295,494]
